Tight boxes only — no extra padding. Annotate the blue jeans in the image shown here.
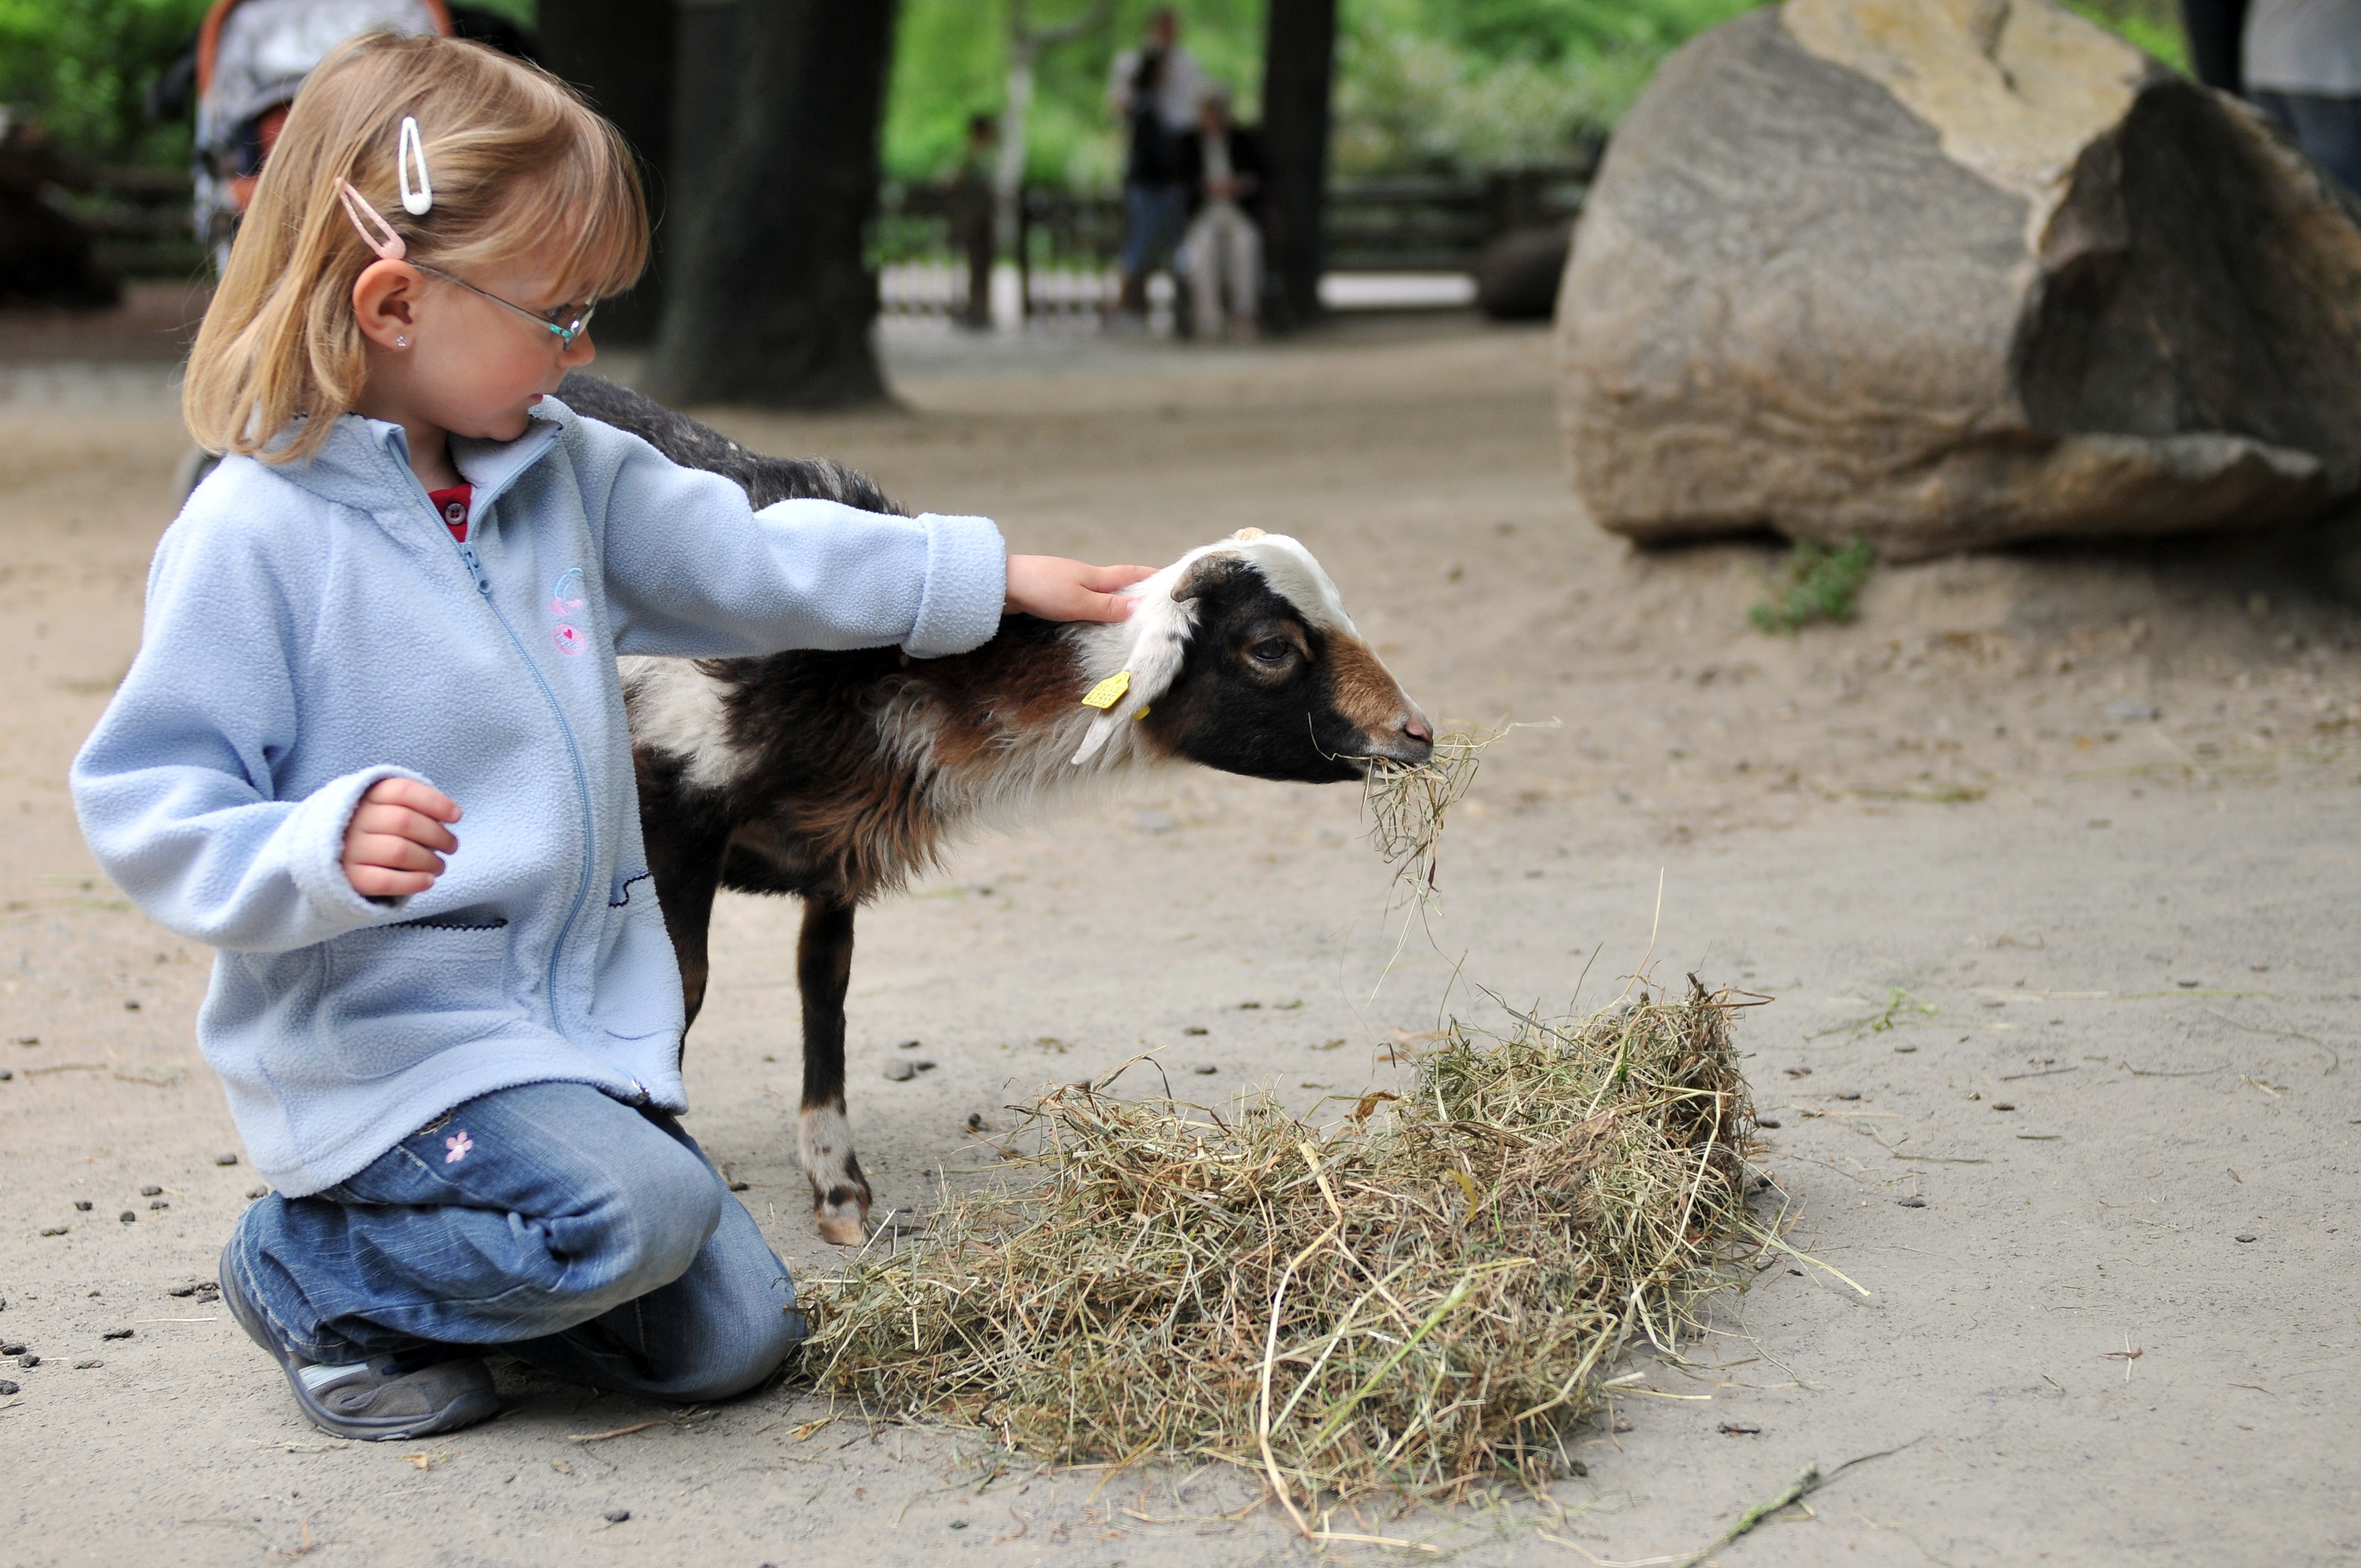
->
[1120,181,1190,279]
[2253,89,2361,198]
[224,1082,802,1403]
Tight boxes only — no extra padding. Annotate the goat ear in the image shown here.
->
[1069,590,1198,766]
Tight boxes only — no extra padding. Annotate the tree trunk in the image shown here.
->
[995,4,1111,305]
[644,0,900,407]
[1260,0,1337,331]
[672,0,744,223]
[2176,0,2245,93]
[538,0,676,348]
[994,38,1036,266]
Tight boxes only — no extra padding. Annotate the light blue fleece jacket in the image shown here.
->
[70,396,1006,1196]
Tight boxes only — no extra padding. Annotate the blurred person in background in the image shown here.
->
[1107,7,1203,328]
[1179,88,1263,341]
[951,112,998,331]
[2246,0,2361,192]
[2181,0,2361,194]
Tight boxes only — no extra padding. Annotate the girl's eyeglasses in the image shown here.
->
[414,263,596,350]
[337,179,596,350]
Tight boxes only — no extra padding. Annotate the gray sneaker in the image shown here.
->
[219,1257,500,1441]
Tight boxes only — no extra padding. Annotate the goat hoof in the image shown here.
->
[814,1207,868,1246]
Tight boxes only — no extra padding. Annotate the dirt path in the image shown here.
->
[2,317,2356,1566]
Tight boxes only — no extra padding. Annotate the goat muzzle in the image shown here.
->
[1359,706,1435,767]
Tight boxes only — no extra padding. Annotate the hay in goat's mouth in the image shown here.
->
[1362,728,1493,906]
[801,989,1757,1504]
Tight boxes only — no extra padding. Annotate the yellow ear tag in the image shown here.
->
[1081,671,1131,710]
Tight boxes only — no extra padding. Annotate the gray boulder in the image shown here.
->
[1555,0,2361,559]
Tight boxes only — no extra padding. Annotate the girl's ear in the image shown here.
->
[352,259,423,351]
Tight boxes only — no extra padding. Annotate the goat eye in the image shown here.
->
[1248,638,1293,665]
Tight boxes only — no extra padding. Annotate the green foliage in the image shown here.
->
[0,0,211,166]
[886,0,1760,188]
[1336,0,1758,175]
[2063,0,2190,74]
[3,0,2193,185]
[885,0,1264,188]
[1441,0,1759,66]
[877,0,2192,188]
[0,0,535,170]
[884,1,1013,184]
[1748,538,1875,635]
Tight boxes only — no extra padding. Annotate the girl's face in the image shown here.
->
[352,245,598,448]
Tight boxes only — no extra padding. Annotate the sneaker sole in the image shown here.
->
[217,1257,501,1441]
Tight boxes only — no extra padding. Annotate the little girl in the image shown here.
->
[70,31,1147,1441]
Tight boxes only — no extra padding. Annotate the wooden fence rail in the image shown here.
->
[64,163,1587,317]
[873,165,1588,322]
[61,166,210,282]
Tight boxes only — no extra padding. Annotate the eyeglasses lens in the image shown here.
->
[551,302,596,349]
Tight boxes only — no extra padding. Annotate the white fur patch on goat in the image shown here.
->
[1067,530,1353,765]
[1225,531,1359,636]
[619,656,752,791]
[798,1103,868,1242]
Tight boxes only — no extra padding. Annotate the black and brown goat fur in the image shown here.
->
[561,373,1434,1243]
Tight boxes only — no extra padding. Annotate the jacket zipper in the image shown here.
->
[453,532,601,1062]
[390,427,647,1103]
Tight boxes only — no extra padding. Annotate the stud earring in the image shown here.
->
[394,334,409,349]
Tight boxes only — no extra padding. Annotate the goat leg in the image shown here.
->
[638,748,732,1036]
[795,894,872,1244]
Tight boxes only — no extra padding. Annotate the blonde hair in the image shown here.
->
[183,31,647,462]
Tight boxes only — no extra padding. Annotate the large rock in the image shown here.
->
[1555,0,2361,559]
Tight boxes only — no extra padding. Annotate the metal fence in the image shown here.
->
[41,164,210,284]
[872,182,1122,323]
[1327,166,1588,273]
[874,164,1589,323]
[67,163,1588,316]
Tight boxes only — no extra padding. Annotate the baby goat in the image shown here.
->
[560,374,1433,1243]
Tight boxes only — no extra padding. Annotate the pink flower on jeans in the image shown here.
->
[444,1130,473,1164]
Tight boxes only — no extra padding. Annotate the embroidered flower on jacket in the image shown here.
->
[444,1130,474,1164]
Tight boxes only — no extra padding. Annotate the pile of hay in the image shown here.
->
[802,989,1758,1504]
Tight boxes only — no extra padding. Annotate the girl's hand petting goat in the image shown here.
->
[1005,556,1158,622]
[560,371,1435,1246]
[335,557,1151,902]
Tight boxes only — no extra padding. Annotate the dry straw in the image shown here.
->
[801,986,1759,1511]
[1359,726,1497,907]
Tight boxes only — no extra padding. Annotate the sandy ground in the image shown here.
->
[3,308,2359,1567]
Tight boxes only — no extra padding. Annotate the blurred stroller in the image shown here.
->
[151,0,535,273]
[149,0,534,498]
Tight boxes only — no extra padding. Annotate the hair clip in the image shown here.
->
[398,116,432,215]
[338,181,406,260]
